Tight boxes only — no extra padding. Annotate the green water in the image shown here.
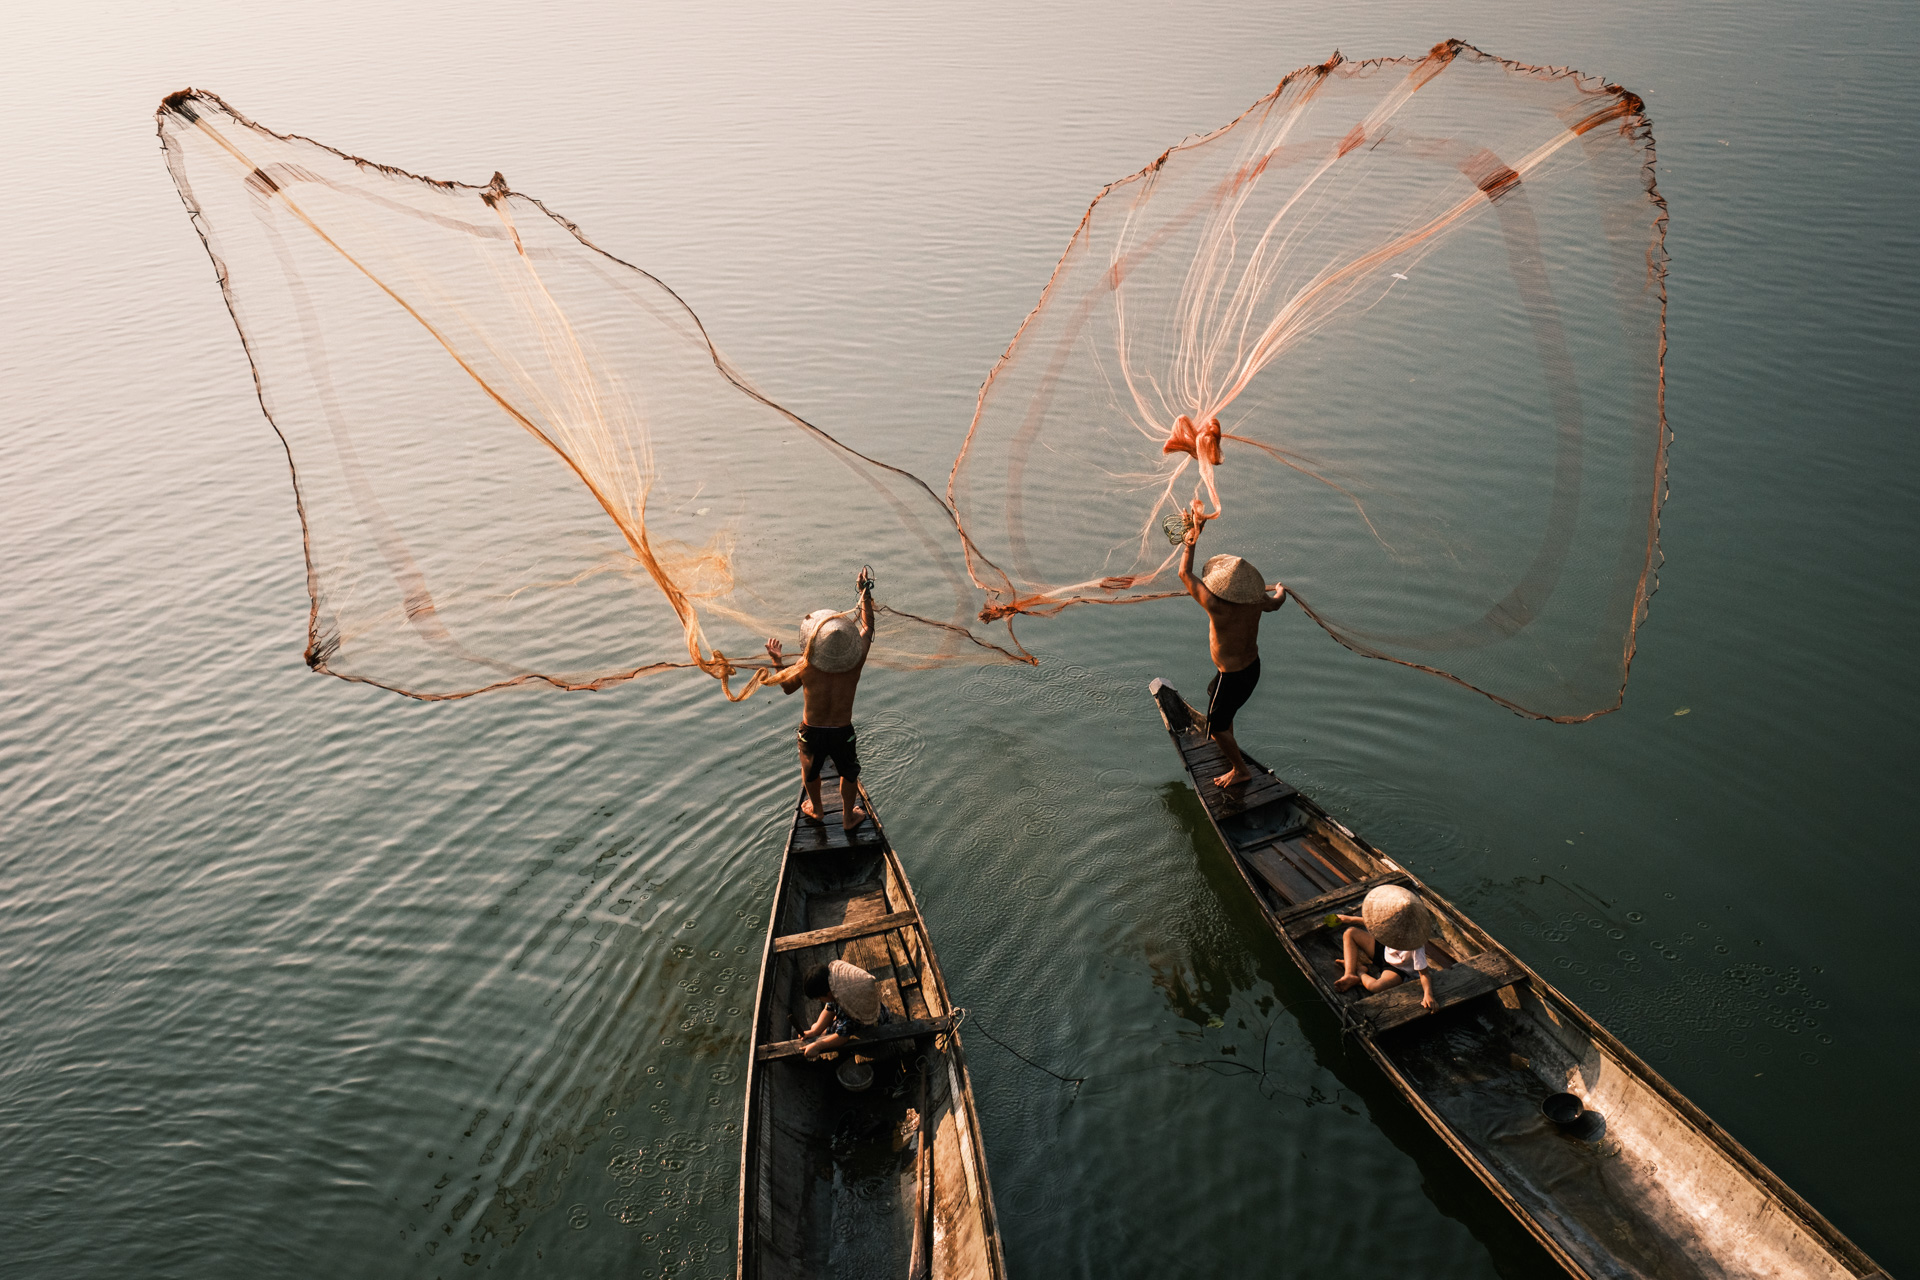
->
[4,2,1914,1276]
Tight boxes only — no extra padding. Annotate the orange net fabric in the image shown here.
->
[158,91,1025,701]
[950,42,1668,721]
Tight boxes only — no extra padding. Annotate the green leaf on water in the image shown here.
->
[1673,707,1691,716]
[1206,1016,1224,1029]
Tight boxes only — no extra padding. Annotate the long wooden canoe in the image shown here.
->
[737,760,1006,1280]
[1149,678,1885,1280]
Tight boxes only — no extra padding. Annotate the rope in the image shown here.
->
[952,1008,1086,1107]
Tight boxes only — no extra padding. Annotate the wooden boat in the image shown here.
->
[1148,678,1886,1280]
[737,760,1007,1280]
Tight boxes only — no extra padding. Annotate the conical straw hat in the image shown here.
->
[827,958,882,1024]
[1361,884,1434,951]
[1202,554,1266,604]
[801,609,862,673]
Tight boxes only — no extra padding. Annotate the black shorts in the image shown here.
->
[798,723,860,783]
[1205,658,1261,733]
[1369,948,1418,983]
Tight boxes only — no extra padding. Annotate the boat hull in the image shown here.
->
[736,762,1006,1280]
[1148,678,1882,1280]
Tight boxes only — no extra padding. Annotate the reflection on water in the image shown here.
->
[3,0,1917,1276]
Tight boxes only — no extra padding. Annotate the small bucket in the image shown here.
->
[836,1060,875,1092]
[1541,1092,1583,1126]
[1542,1091,1606,1140]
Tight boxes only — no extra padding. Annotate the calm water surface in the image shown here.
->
[4,2,1916,1276]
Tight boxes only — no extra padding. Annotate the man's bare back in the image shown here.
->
[794,665,861,728]
[764,574,876,827]
[1177,500,1287,788]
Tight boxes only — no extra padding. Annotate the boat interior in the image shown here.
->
[1151,679,1871,1280]
[742,767,998,1280]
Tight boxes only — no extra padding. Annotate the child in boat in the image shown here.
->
[798,959,888,1059]
[1332,884,1451,1010]
[764,570,877,829]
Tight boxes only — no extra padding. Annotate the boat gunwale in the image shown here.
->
[1148,678,1884,1280]
[734,774,1007,1280]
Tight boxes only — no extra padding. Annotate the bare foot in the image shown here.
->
[800,798,825,822]
[843,807,870,832]
[1212,767,1252,788]
[1333,973,1363,993]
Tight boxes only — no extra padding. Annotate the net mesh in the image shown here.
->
[949,41,1669,721]
[157,90,1027,701]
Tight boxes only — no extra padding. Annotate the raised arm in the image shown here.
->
[855,569,876,660]
[1261,582,1289,613]
[1176,499,1205,600]
[762,637,806,694]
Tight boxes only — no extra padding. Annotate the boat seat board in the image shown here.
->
[773,911,917,953]
[784,759,888,855]
[1241,846,1324,905]
[1192,772,1296,817]
[1278,872,1416,935]
[1218,806,1315,849]
[803,886,912,1023]
[788,811,887,854]
[1357,951,1527,1034]
[1239,836,1351,905]
[755,1015,955,1060]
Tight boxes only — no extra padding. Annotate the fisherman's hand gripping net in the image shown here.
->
[950,42,1669,721]
[158,92,1025,701]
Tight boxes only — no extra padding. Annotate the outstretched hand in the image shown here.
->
[1184,497,1211,546]
[765,637,784,665]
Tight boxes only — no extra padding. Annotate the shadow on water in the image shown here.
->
[1152,781,1561,1280]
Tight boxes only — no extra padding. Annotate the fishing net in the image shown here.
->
[157,91,1025,701]
[950,41,1669,721]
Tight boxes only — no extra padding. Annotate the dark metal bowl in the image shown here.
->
[1541,1092,1584,1126]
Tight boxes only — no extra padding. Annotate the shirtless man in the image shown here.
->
[1177,499,1288,788]
[764,571,876,829]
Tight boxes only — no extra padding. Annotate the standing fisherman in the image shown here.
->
[764,570,876,829]
[1177,499,1288,788]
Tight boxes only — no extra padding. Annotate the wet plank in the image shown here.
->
[773,911,917,953]
[755,1015,954,1061]
[1355,952,1526,1034]
[1278,872,1415,937]
[788,811,886,854]
[1195,775,1296,818]
[1286,836,1355,889]
[1241,846,1322,905]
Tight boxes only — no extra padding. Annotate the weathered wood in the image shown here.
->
[772,911,917,953]
[1147,676,1887,1280]
[1241,846,1322,905]
[1277,872,1414,935]
[1287,837,1356,888]
[1195,774,1296,817]
[738,755,1004,1279]
[1258,839,1344,897]
[1353,951,1526,1034]
[907,1059,933,1280]
[754,1015,954,1061]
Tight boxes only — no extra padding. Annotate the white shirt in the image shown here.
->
[1381,944,1428,973]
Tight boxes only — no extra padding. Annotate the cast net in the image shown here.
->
[158,91,1026,701]
[950,42,1669,721]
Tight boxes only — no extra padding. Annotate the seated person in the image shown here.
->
[797,958,889,1059]
[1332,884,1452,1010]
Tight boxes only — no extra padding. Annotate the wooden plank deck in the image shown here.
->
[785,760,888,854]
[1355,951,1526,1034]
[754,1015,954,1061]
[773,912,917,953]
